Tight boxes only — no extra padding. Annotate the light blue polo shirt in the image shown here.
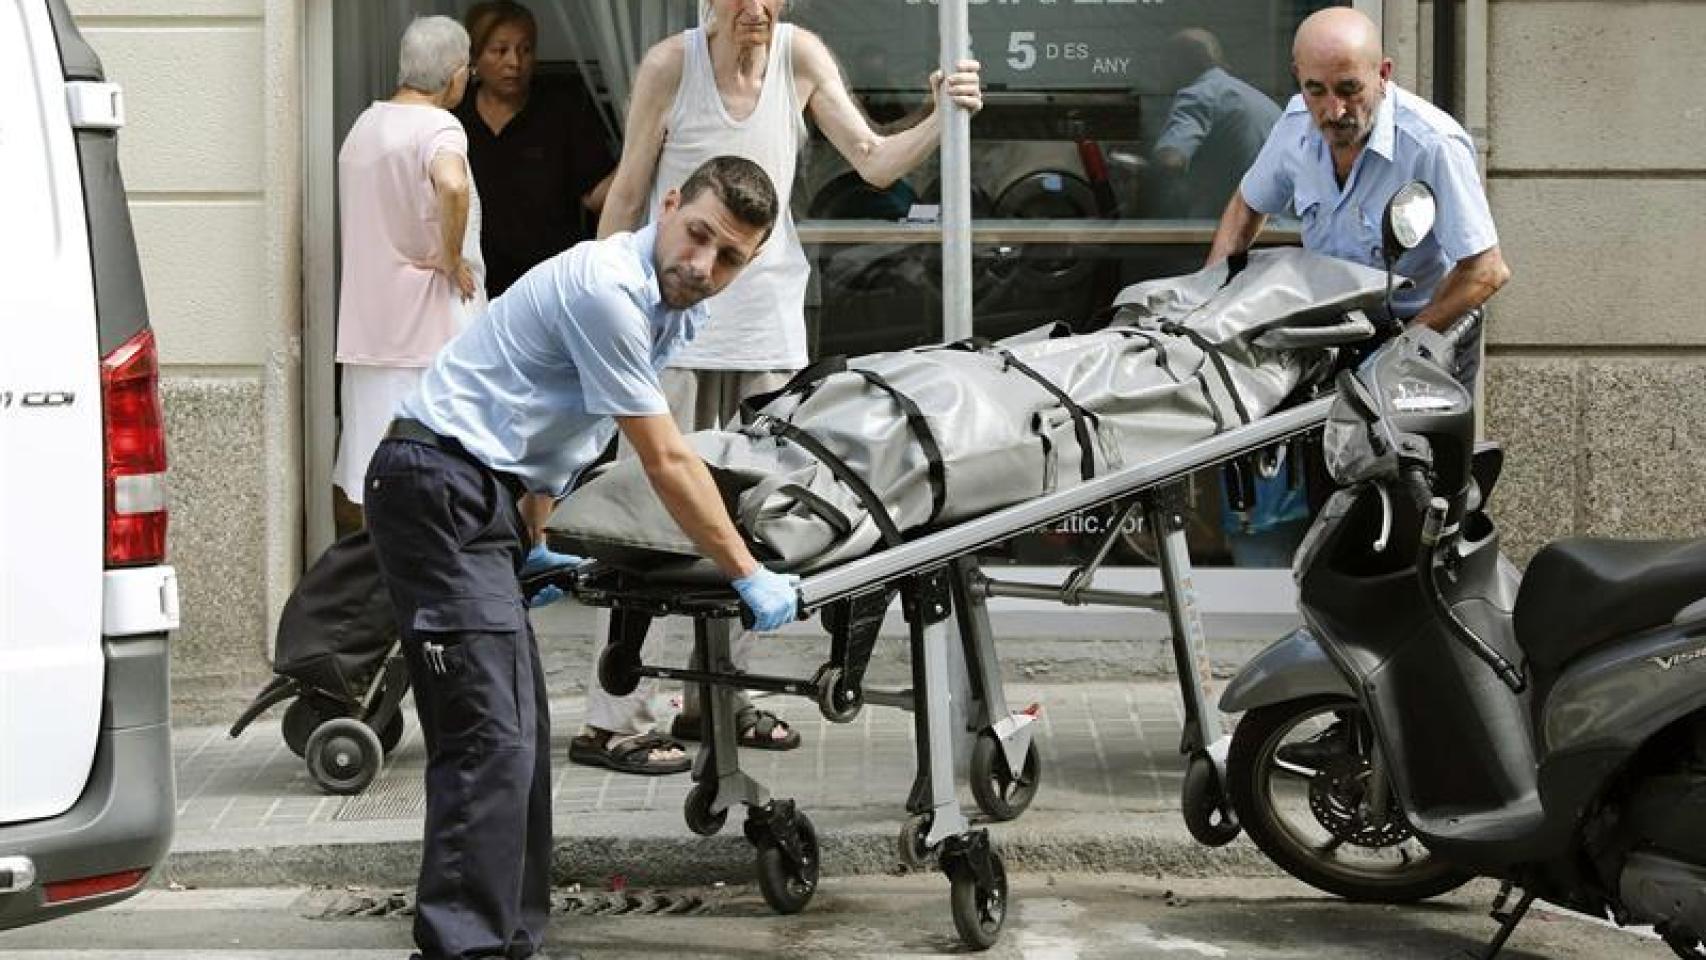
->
[1239,83,1498,318]
[401,224,704,495]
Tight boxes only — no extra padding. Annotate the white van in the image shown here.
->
[0,0,179,929]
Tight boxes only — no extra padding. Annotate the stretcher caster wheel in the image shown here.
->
[812,665,861,723]
[684,781,727,837]
[752,807,819,915]
[597,643,642,697]
[945,836,1008,951]
[374,709,405,755]
[898,812,933,868]
[1181,752,1241,847]
[306,717,383,795]
[970,732,1042,822]
[282,697,335,759]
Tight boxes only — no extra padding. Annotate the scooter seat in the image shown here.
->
[1515,537,1706,680]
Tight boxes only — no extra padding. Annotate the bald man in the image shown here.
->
[1208,7,1509,386]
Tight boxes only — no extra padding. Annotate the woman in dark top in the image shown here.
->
[457,1,615,298]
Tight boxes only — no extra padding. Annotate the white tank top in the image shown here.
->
[648,25,810,370]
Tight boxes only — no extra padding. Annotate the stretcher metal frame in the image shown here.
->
[569,393,1334,946]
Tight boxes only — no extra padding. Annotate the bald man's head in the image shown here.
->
[1292,8,1392,151]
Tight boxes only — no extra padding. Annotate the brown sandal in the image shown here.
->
[568,732,691,775]
[669,707,801,751]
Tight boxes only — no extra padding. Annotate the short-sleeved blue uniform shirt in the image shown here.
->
[401,224,704,495]
[1239,83,1498,318]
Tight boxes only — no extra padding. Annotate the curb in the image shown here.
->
[157,812,1281,890]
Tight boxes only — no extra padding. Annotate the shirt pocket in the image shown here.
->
[1292,182,1325,226]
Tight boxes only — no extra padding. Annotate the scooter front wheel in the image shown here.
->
[1227,695,1473,903]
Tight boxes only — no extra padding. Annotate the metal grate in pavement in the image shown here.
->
[332,767,425,822]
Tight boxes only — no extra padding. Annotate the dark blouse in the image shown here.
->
[455,73,615,297]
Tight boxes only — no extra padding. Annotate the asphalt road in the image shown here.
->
[0,874,1672,959]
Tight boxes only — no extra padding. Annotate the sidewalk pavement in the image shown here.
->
[162,680,1276,890]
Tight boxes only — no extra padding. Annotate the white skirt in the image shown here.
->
[332,364,427,505]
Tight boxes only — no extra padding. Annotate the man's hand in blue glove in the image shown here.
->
[521,543,584,578]
[521,543,587,609]
[732,566,801,632]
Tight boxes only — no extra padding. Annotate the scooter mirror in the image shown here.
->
[1382,181,1438,261]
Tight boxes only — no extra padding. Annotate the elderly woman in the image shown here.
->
[332,15,485,520]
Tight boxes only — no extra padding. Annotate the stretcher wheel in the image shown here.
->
[375,709,405,754]
[306,717,383,795]
[755,811,819,915]
[948,848,1008,951]
[898,812,933,868]
[812,665,861,723]
[1181,752,1241,847]
[597,643,641,697]
[282,697,335,759]
[969,732,1042,822]
[684,781,727,837]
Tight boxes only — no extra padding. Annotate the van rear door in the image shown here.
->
[0,0,107,823]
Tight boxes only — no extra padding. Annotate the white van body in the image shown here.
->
[0,0,179,930]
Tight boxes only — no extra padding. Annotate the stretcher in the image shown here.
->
[563,390,1335,950]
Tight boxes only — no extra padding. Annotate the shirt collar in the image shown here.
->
[1365,83,1397,162]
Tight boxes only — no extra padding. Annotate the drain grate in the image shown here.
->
[313,889,720,920]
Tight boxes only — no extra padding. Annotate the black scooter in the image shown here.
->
[1216,185,1706,958]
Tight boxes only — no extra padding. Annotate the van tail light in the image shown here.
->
[101,329,168,567]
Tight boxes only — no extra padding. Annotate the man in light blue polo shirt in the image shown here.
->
[362,155,798,960]
[1208,6,1511,385]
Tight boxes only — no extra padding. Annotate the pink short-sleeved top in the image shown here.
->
[335,101,470,366]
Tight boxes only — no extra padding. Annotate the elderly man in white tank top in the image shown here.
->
[561,0,982,774]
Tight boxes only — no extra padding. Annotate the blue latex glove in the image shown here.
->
[732,567,801,632]
[521,544,587,609]
[526,584,567,609]
[520,543,584,578]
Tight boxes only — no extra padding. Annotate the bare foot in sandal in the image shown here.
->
[670,707,801,751]
[568,728,690,775]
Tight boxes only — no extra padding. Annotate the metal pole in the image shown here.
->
[938,0,973,343]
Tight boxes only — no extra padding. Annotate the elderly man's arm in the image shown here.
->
[427,152,474,300]
[617,413,763,580]
[1206,191,1267,266]
[797,31,981,189]
[598,38,685,238]
[1412,245,1511,333]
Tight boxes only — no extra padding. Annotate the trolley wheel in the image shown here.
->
[597,643,641,697]
[1182,752,1242,847]
[949,849,1009,951]
[969,732,1042,822]
[812,665,861,723]
[755,811,819,915]
[305,717,383,796]
[684,781,727,837]
[374,708,406,755]
[282,697,335,759]
[898,812,934,869]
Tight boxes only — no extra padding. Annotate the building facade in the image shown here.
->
[65,0,1706,721]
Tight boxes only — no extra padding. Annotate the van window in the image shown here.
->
[0,1,65,277]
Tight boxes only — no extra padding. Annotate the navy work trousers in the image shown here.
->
[364,437,552,960]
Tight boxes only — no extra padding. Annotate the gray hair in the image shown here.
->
[397,16,469,94]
